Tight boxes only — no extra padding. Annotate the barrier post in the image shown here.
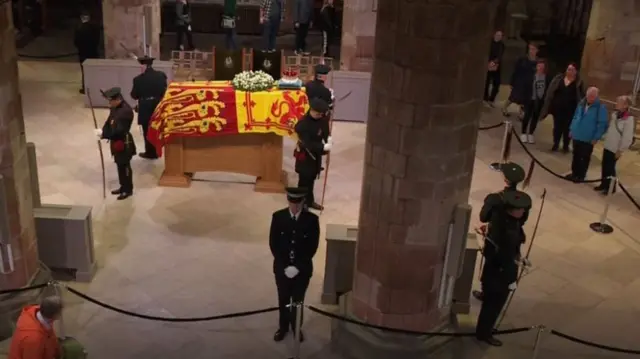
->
[54,282,67,339]
[530,325,545,359]
[589,177,616,234]
[490,121,513,171]
[288,302,303,359]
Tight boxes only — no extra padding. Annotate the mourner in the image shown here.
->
[475,176,532,347]
[130,55,168,159]
[8,297,63,359]
[294,98,333,211]
[304,63,334,107]
[473,162,528,302]
[269,187,320,342]
[95,87,136,200]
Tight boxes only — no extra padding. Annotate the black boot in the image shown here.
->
[117,192,132,200]
[111,188,122,195]
[273,329,288,342]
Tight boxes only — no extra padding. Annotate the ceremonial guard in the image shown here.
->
[130,55,168,159]
[95,88,137,200]
[269,187,320,342]
[475,167,532,347]
[294,98,333,210]
[304,63,333,107]
[473,162,528,302]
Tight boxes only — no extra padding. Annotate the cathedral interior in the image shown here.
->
[1,0,640,358]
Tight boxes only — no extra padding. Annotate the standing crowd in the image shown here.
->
[483,30,636,194]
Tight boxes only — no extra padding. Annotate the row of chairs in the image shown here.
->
[171,48,334,83]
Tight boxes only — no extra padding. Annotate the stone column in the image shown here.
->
[0,1,40,290]
[102,0,161,59]
[333,0,495,357]
[340,0,376,72]
[581,0,639,98]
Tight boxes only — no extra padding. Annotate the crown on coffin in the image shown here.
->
[282,68,299,78]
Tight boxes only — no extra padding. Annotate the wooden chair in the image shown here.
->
[213,48,252,81]
[252,50,285,80]
[170,49,214,81]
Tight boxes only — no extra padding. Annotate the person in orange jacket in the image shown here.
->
[8,296,63,359]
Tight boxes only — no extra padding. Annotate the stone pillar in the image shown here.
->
[581,0,639,98]
[102,0,161,59]
[333,0,495,357]
[0,1,40,290]
[340,0,376,72]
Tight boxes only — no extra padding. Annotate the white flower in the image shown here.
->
[232,71,275,92]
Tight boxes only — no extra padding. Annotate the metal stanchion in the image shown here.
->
[589,177,616,234]
[530,325,545,359]
[288,302,303,359]
[490,121,513,171]
[54,282,67,339]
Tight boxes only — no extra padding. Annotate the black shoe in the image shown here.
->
[594,185,606,191]
[117,192,132,200]
[138,152,158,159]
[79,89,85,94]
[477,336,503,346]
[273,329,288,342]
[110,188,122,195]
[309,202,324,211]
[472,290,484,301]
[564,173,576,182]
[551,144,558,152]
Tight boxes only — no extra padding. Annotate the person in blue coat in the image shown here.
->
[566,87,608,182]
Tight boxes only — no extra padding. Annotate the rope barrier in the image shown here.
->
[65,286,278,322]
[0,283,48,295]
[307,305,531,337]
[479,122,505,131]
[4,282,640,354]
[550,329,640,355]
[511,128,600,183]
[618,181,640,211]
[17,52,78,59]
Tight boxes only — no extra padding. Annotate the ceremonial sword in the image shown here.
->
[85,89,107,199]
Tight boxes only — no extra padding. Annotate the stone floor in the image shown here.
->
[1,62,640,359]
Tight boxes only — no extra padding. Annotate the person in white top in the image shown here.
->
[595,95,636,195]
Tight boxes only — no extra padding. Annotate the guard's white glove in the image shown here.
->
[508,282,517,291]
[187,25,192,31]
[284,266,299,279]
[94,129,102,138]
[323,142,332,151]
[329,88,335,101]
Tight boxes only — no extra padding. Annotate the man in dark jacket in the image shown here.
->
[95,87,137,200]
[269,187,320,342]
[74,12,100,94]
[293,0,314,55]
[222,0,238,50]
[304,64,333,107]
[502,43,538,119]
[131,56,168,159]
[294,98,332,211]
[473,162,528,302]
[484,30,505,106]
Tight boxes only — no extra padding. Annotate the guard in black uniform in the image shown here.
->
[304,63,333,108]
[475,187,531,347]
[95,87,137,200]
[130,55,168,159]
[269,187,320,342]
[294,98,333,211]
[473,162,529,302]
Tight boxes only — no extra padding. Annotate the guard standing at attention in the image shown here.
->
[294,98,333,211]
[95,87,137,200]
[473,162,528,302]
[304,63,333,108]
[475,186,532,347]
[131,55,168,159]
[269,187,320,342]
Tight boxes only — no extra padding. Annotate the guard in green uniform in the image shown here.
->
[475,181,532,347]
[473,162,529,302]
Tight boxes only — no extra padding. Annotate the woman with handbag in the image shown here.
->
[596,95,636,195]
